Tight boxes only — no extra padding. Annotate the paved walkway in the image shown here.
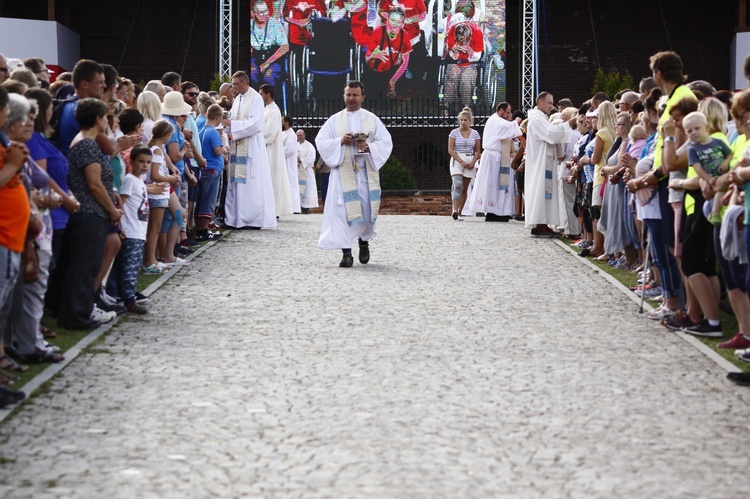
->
[0,215,748,498]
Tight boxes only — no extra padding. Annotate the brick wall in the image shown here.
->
[309,191,454,216]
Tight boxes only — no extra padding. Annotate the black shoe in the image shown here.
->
[452,211,459,220]
[485,213,499,222]
[301,208,310,214]
[682,320,723,338]
[135,292,150,304]
[498,216,511,222]
[196,232,223,242]
[358,238,369,264]
[96,298,127,316]
[727,372,750,386]
[340,249,353,268]
[0,387,25,408]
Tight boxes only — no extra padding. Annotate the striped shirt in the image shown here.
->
[449,128,480,154]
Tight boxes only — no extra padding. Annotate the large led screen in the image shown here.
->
[249,0,506,117]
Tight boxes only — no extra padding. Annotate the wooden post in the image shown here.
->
[48,0,55,21]
[741,0,747,29]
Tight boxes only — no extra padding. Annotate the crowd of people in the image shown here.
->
[0,54,324,406]
[449,51,750,385]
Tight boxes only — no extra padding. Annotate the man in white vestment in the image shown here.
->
[260,83,294,217]
[316,81,393,267]
[282,115,301,213]
[297,129,318,213]
[466,102,524,221]
[220,71,277,229]
[524,91,571,237]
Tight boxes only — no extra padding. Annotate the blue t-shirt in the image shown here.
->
[199,125,225,172]
[687,138,732,177]
[27,132,71,230]
[163,115,185,174]
[196,115,207,133]
[57,99,80,156]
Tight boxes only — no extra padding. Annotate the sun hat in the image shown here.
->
[161,91,192,116]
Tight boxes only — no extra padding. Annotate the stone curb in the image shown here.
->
[554,238,739,373]
[0,234,228,423]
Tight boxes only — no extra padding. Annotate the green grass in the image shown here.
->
[4,234,229,391]
[561,236,748,371]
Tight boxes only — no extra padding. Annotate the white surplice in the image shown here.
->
[225,87,277,228]
[298,139,318,209]
[316,109,392,250]
[524,108,571,228]
[263,102,294,217]
[466,113,522,216]
[283,127,301,213]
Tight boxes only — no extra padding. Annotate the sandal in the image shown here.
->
[0,354,29,373]
[39,324,57,339]
[0,370,17,387]
[17,349,64,364]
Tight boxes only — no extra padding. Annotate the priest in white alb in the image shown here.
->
[524,91,571,237]
[316,81,393,267]
[220,71,277,229]
[282,115,301,213]
[297,129,318,213]
[466,102,524,221]
[260,84,294,217]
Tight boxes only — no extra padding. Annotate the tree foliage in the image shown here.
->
[590,68,634,100]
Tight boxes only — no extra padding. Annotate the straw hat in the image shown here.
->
[161,91,192,116]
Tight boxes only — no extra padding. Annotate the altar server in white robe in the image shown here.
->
[220,71,277,229]
[282,115,301,213]
[524,91,571,237]
[260,84,294,217]
[316,81,393,267]
[297,129,318,212]
[466,102,524,221]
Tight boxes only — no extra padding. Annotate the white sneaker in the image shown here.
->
[162,257,189,266]
[90,305,116,324]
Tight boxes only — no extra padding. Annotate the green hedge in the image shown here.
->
[379,156,417,190]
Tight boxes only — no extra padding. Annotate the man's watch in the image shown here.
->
[666,136,676,143]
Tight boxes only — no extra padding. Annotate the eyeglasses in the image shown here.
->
[615,123,626,127]
[185,92,199,97]
[117,90,128,97]
[0,67,8,74]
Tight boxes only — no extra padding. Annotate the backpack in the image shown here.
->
[49,95,80,150]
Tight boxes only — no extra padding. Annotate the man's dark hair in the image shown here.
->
[259,83,275,98]
[649,51,687,85]
[512,110,526,121]
[181,81,198,93]
[714,89,733,108]
[557,98,574,109]
[72,59,104,89]
[631,100,644,114]
[495,101,510,112]
[345,80,365,94]
[130,144,152,162]
[161,71,182,88]
[118,108,144,135]
[75,97,108,129]
[282,115,292,127]
[591,92,609,106]
[101,64,118,90]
